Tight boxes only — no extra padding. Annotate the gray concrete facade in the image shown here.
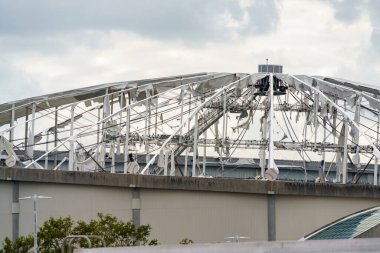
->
[0,167,380,244]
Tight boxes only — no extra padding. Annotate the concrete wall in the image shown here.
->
[18,183,133,238]
[0,181,12,243]
[140,189,268,243]
[0,167,380,245]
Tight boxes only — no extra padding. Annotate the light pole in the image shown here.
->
[19,194,52,253]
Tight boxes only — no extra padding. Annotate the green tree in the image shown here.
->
[0,213,158,253]
[72,213,157,247]
[0,235,33,253]
[179,238,194,245]
[38,216,74,253]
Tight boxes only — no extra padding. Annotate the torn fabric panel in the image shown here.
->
[77,157,98,172]
[0,135,19,167]
[127,161,140,174]
[193,74,237,96]
[119,91,127,108]
[95,143,106,168]
[346,95,356,108]
[363,93,380,111]
[259,149,266,172]
[48,114,83,133]
[84,100,92,107]
[103,95,111,117]
[158,149,165,168]
[313,93,319,129]
[33,132,43,144]
[296,111,300,123]
[279,133,288,141]
[351,153,360,169]
[239,110,248,119]
[170,149,175,176]
[335,123,345,182]
[306,111,312,126]
[109,142,115,158]
[281,75,311,93]
[332,109,337,136]
[232,118,250,132]
[313,78,355,99]
[116,138,121,156]
[320,97,328,119]
[154,74,212,94]
[27,126,34,158]
[105,120,121,138]
[265,161,279,181]
[250,73,267,85]
[373,145,380,159]
[177,87,185,105]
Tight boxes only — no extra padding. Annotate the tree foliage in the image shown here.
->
[72,213,158,247]
[0,213,158,253]
[0,235,33,253]
[179,238,194,245]
[38,216,74,252]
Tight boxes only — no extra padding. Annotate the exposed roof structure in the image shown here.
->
[0,68,380,185]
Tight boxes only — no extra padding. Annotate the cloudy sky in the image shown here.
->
[0,0,379,103]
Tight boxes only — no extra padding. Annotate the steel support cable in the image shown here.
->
[125,88,214,129]
[313,76,380,123]
[20,103,100,149]
[0,73,218,137]
[44,96,202,145]
[17,106,96,151]
[293,85,375,180]
[289,90,362,148]
[223,92,261,159]
[278,93,312,179]
[23,77,249,168]
[0,95,103,137]
[48,93,203,142]
[35,103,95,132]
[141,74,254,174]
[24,77,208,168]
[300,91,380,147]
[279,91,312,162]
[16,107,203,168]
[36,89,354,160]
[22,87,223,148]
[0,73,217,117]
[353,155,374,184]
[121,98,201,138]
[211,88,254,175]
[275,96,294,139]
[289,88,376,177]
[128,96,203,134]
[301,90,380,136]
[289,98,357,161]
[223,95,261,173]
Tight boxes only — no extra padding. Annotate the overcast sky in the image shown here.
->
[0,0,379,103]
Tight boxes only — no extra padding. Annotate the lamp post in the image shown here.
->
[19,194,52,253]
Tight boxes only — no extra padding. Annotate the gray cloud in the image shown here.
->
[0,60,43,103]
[328,0,380,67]
[0,0,279,42]
[366,1,380,57]
[246,0,279,34]
[328,0,363,23]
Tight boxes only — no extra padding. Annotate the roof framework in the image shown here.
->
[1,71,380,185]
